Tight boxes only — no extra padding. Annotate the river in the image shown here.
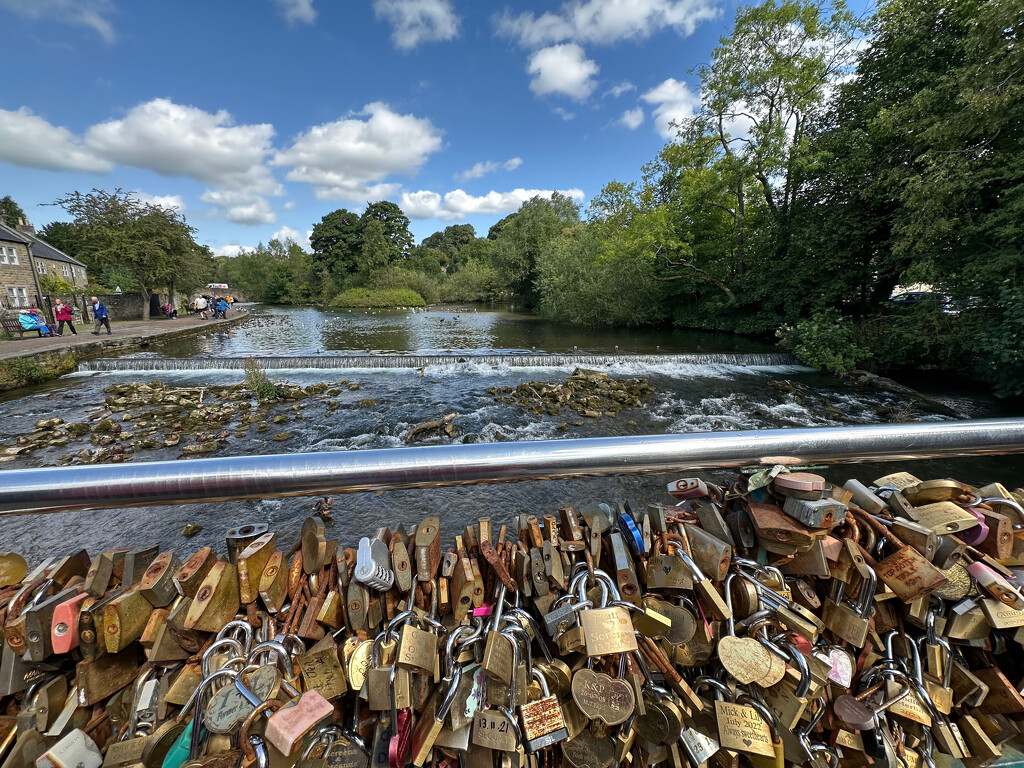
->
[1,304,1022,559]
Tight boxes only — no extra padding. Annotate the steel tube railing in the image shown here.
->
[1,419,1023,516]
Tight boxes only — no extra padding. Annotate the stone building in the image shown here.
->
[0,219,88,311]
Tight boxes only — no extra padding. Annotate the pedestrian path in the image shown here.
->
[0,309,248,362]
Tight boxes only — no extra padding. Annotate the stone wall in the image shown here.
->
[79,293,147,321]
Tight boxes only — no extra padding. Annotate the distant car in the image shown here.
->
[888,291,965,314]
[206,283,229,290]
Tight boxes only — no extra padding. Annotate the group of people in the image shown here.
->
[191,295,230,320]
[16,297,110,337]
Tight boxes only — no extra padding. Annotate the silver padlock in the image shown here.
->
[355,537,394,591]
[35,728,102,768]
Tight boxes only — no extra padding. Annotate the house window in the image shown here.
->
[6,287,28,308]
[61,264,70,277]
[80,268,86,280]
[8,247,18,266]
[0,248,6,265]
[36,261,46,275]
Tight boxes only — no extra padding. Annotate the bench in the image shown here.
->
[1,317,43,339]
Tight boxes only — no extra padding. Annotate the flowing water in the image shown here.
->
[2,304,1022,559]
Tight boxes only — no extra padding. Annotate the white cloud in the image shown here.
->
[401,187,586,220]
[131,191,185,212]
[271,225,311,248]
[553,107,576,120]
[496,0,720,48]
[619,107,644,129]
[274,0,317,25]
[641,78,700,138]
[0,0,116,42]
[213,244,252,258]
[283,201,297,210]
[604,81,636,98]
[273,102,443,202]
[456,157,524,182]
[86,99,279,194]
[84,98,281,224]
[527,44,599,100]
[373,0,459,50]
[0,107,111,173]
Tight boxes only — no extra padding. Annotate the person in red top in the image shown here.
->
[54,299,78,336]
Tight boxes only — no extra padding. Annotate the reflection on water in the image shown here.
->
[0,304,1022,560]
[144,305,777,358]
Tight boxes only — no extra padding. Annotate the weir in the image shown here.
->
[76,351,802,372]
[3,418,1024,515]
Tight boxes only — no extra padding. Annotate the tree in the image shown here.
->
[361,201,413,258]
[421,224,477,269]
[51,189,211,319]
[358,219,394,276]
[309,208,363,288]
[490,193,580,306]
[37,221,84,259]
[0,196,25,228]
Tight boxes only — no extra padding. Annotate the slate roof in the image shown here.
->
[0,222,31,245]
[0,222,87,267]
[22,230,87,268]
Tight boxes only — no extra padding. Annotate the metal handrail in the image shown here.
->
[2,419,1023,516]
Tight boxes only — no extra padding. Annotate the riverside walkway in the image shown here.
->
[0,308,249,363]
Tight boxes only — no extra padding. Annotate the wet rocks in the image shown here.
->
[358,399,382,408]
[491,368,654,418]
[405,413,458,443]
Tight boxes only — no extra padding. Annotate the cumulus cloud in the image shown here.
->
[456,157,523,182]
[273,0,316,24]
[271,225,311,247]
[0,107,111,173]
[85,99,279,194]
[553,107,576,121]
[604,81,636,99]
[641,78,700,138]
[527,44,599,100]
[401,187,585,220]
[619,107,644,129]
[131,191,185,211]
[84,98,281,224]
[273,102,443,202]
[374,0,459,50]
[0,0,117,42]
[496,0,720,48]
[213,244,253,258]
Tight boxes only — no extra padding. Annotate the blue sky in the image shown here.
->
[0,0,743,255]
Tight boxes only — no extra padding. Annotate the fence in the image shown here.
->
[2,419,1023,516]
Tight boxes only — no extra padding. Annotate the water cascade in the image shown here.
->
[78,352,801,372]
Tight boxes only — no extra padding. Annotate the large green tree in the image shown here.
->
[361,201,413,258]
[491,193,580,306]
[52,189,211,318]
[309,208,363,288]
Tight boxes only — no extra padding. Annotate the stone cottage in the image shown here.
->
[0,218,88,311]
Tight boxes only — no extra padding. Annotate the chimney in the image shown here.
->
[16,216,34,235]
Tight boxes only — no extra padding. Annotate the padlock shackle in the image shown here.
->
[6,419,1024,514]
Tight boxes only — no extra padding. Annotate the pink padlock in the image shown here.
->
[958,509,990,546]
[967,561,1024,611]
[51,592,90,655]
[472,604,492,618]
[264,690,333,756]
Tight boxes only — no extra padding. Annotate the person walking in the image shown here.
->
[19,309,52,336]
[195,295,209,319]
[90,296,111,335]
[54,299,77,336]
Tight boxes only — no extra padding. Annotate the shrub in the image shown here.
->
[330,288,426,308]
[370,267,441,304]
[243,358,279,402]
[778,309,871,374]
[440,259,500,303]
[0,357,49,389]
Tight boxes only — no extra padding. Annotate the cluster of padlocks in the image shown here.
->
[3,467,1024,768]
